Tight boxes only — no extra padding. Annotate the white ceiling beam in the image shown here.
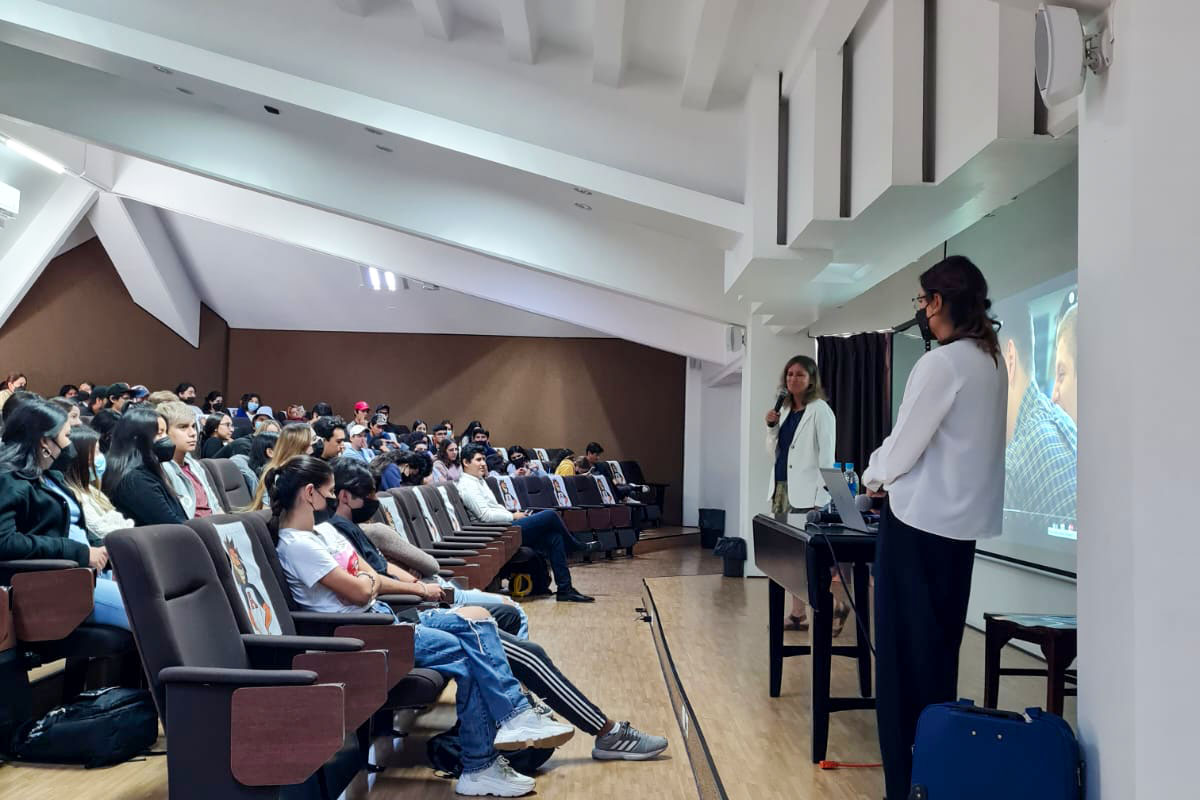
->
[412,0,454,40]
[592,0,628,87]
[681,0,741,110]
[781,0,869,97]
[88,194,202,346]
[0,177,96,329]
[332,0,371,15]
[107,153,732,363]
[0,6,743,233]
[497,0,538,64]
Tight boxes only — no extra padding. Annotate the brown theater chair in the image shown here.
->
[391,489,504,587]
[417,484,519,558]
[106,525,364,800]
[370,493,486,588]
[512,476,600,558]
[202,457,255,509]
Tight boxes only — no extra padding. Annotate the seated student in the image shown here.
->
[368,413,396,446]
[329,459,668,762]
[251,406,277,431]
[254,416,282,436]
[230,431,277,495]
[48,396,84,428]
[285,404,308,424]
[158,401,227,520]
[86,386,109,419]
[430,423,450,452]
[458,444,595,603]
[554,449,576,476]
[102,405,188,527]
[61,424,134,539]
[58,384,79,400]
[432,438,462,483]
[201,390,225,415]
[92,383,132,434]
[0,372,27,413]
[245,423,319,510]
[312,416,347,461]
[411,419,428,435]
[231,392,262,420]
[309,402,334,421]
[0,398,129,629]
[473,427,497,456]
[342,423,375,464]
[506,447,543,477]
[78,381,94,398]
[146,389,181,408]
[267,455,574,797]
[573,456,593,476]
[486,452,506,479]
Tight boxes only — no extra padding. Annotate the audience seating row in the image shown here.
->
[489,474,640,557]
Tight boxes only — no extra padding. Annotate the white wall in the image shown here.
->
[681,362,704,528]
[698,370,742,538]
[1076,2,1200,797]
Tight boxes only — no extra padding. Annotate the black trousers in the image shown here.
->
[874,500,976,800]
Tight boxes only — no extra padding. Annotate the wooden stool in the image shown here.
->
[983,613,1077,716]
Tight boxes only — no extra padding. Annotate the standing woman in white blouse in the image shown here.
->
[862,256,1007,800]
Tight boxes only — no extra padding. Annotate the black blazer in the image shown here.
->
[109,465,188,527]
[0,469,92,565]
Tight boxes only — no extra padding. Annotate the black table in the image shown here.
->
[752,512,878,762]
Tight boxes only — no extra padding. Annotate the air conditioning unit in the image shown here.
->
[726,324,746,353]
[0,181,18,229]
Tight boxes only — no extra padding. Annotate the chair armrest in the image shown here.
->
[160,665,318,686]
[229,683,345,786]
[9,567,94,642]
[242,633,364,670]
[291,611,392,630]
[0,559,83,584]
[332,623,415,687]
[293,649,387,729]
[449,575,469,589]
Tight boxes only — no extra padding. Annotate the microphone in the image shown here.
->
[806,509,843,525]
[891,317,919,333]
[768,389,788,427]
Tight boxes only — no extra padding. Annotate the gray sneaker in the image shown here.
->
[591,721,668,761]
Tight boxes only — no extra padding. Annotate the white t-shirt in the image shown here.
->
[276,526,373,614]
[863,339,1007,541]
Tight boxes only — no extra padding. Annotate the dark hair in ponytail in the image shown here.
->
[262,455,332,542]
[919,255,1001,365]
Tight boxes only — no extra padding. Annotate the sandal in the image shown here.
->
[784,614,809,631]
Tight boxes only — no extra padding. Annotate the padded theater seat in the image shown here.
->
[201,458,254,509]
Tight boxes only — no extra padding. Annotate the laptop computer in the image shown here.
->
[819,467,877,533]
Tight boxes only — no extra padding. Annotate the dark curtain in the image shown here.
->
[816,332,893,476]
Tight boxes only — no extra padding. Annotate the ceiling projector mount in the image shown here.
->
[1035,3,1115,106]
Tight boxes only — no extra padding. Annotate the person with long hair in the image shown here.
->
[201,390,224,414]
[862,255,1007,800]
[245,422,318,511]
[48,395,84,429]
[158,401,227,520]
[200,412,234,459]
[102,405,187,527]
[232,392,261,420]
[764,354,839,632]
[0,372,27,414]
[431,438,462,483]
[0,399,129,629]
[265,454,573,797]
[61,425,133,538]
[229,431,278,495]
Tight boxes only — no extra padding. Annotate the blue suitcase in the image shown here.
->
[909,700,1082,800]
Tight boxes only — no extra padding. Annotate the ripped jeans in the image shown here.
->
[443,583,529,640]
[407,606,531,773]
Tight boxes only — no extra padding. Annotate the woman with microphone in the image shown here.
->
[765,355,839,632]
[862,256,1006,800]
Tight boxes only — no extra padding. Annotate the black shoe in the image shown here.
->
[556,587,595,603]
[583,541,603,554]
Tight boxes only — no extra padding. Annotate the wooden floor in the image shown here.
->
[0,543,721,799]
[0,545,1075,800]
[645,573,1078,800]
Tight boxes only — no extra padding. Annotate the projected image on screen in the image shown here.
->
[993,273,1078,567]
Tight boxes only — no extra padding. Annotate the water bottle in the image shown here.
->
[844,463,860,496]
[826,462,843,512]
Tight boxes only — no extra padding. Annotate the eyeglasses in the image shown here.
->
[912,293,932,311]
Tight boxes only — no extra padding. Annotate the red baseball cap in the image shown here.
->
[354,401,369,411]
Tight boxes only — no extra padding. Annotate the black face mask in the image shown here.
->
[914,307,934,346]
[351,498,380,525]
[212,402,224,412]
[49,442,77,473]
[153,437,176,463]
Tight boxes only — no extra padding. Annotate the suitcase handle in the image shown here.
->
[952,704,1025,722]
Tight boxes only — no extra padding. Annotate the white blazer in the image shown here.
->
[765,398,837,510]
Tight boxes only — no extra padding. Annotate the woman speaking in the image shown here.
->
[765,355,838,631]
[862,256,1006,800]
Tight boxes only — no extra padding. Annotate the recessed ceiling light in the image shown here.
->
[364,126,384,135]
[384,271,397,292]
[176,87,194,95]
[573,202,592,211]
[573,187,592,195]
[154,65,174,75]
[368,266,381,291]
[375,144,394,153]
[263,105,280,115]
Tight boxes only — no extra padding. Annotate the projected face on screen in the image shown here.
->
[995,280,1078,550]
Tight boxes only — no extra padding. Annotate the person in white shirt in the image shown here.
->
[861,256,1007,800]
[457,444,597,603]
[342,423,375,464]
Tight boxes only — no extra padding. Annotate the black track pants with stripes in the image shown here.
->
[497,631,608,736]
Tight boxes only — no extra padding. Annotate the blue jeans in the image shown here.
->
[445,583,529,640]
[412,608,531,772]
[67,528,130,630]
[514,510,573,591]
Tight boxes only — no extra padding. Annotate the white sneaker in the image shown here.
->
[455,757,536,797]
[494,708,575,751]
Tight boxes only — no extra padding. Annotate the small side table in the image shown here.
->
[983,613,1077,716]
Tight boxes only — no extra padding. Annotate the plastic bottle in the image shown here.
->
[844,462,860,496]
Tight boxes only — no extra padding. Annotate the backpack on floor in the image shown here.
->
[909,700,1082,800]
[426,721,554,778]
[8,687,159,768]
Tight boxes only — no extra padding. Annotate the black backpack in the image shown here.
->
[426,721,555,779]
[9,687,159,768]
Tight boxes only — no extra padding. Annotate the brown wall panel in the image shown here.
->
[0,239,687,523]
[0,238,228,397]
[226,330,686,523]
